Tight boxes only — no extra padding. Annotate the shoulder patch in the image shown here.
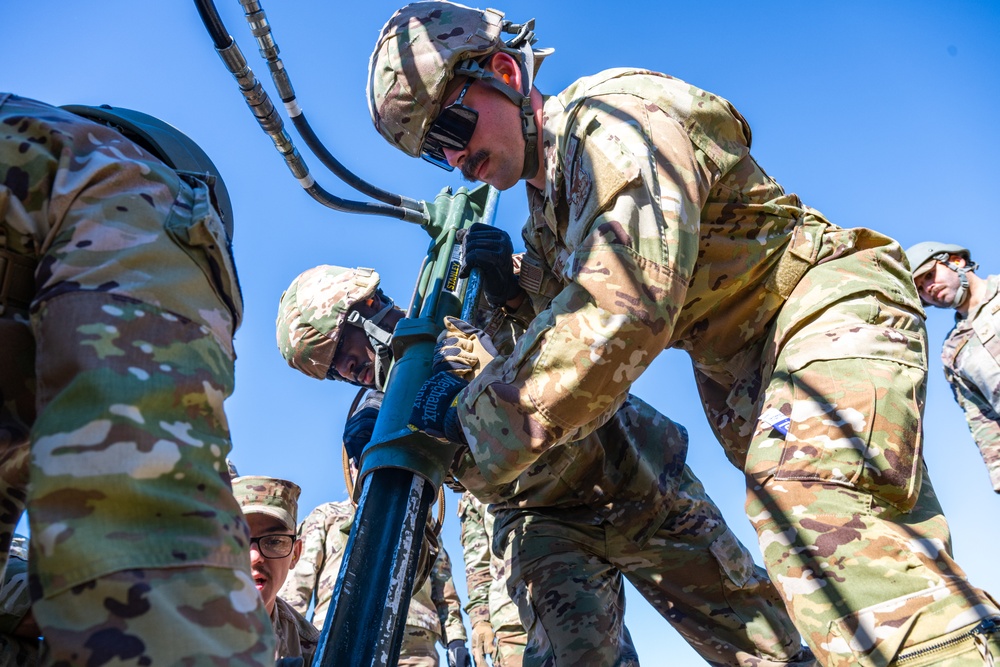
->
[567,117,640,237]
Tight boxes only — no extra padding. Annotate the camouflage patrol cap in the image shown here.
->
[276,265,382,380]
[0,535,30,635]
[232,476,301,532]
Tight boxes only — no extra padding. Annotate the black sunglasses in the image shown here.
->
[422,79,478,171]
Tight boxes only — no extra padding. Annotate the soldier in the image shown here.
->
[0,95,273,662]
[233,475,320,665]
[365,3,1000,665]
[906,242,1000,493]
[456,491,526,667]
[276,264,814,666]
[279,498,471,667]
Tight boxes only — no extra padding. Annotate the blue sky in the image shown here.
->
[4,0,1000,662]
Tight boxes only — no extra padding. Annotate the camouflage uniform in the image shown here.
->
[0,536,37,667]
[279,500,467,665]
[940,274,1000,492]
[272,597,319,666]
[0,94,273,663]
[444,69,1000,664]
[457,492,526,667]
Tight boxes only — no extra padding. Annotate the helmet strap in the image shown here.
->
[345,291,396,390]
[939,254,979,309]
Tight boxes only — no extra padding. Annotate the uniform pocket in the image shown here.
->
[773,343,924,512]
[164,174,243,329]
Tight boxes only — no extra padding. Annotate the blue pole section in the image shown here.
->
[313,184,498,667]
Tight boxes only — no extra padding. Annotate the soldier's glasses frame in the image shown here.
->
[422,79,478,171]
[249,533,296,559]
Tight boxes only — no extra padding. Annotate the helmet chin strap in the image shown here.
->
[344,292,396,390]
[454,19,542,182]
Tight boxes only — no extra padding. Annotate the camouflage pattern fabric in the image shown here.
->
[941,274,1000,492]
[444,69,1000,663]
[0,536,37,667]
[491,402,810,667]
[271,596,319,665]
[279,500,467,653]
[0,94,274,662]
[457,492,526,667]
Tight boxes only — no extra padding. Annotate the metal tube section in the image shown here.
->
[313,469,435,667]
[192,0,427,222]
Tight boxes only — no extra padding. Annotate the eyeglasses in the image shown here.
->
[249,533,296,559]
[422,79,478,171]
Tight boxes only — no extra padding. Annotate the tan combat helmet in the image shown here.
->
[367,1,551,178]
[905,241,978,307]
[276,265,395,389]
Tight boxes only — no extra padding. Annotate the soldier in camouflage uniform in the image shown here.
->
[907,242,1000,493]
[0,536,38,667]
[366,3,1000,665]
[277,264,815,666]
[279,499,470,667]
[0,94,273,663]
[457,491,526,667]
[233,475,320,665]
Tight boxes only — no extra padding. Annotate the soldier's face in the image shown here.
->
[331,324,377,387]
[914,260,962,308]
[246,513,301,614]
[441,80,526,191]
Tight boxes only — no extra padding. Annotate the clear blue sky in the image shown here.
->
[4,1,1000,663]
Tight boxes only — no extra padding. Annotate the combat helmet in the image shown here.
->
[60,104,235,239]
[905,241,978,308]
[367,1,552,179]
[276,265,395,390]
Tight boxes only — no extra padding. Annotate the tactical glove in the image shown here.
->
[408,371,468,444]
[343,405,379,461]
[471,621,496,667]
[447,639,472,667]
[460,222,521,307]
[433,316,499,379]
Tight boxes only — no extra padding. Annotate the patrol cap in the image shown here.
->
[232,476,301,532]
[905,241,971,279]
[276,266,382,380]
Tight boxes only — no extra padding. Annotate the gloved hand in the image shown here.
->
[433,316,499,379]
[343,405,379,461]
[471,621,496,667]
[408,371,468,444]
[447,639,472,667]
[460,222,521,308]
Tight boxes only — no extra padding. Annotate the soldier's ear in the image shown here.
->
[487,52,521,92]
[290,538,303,567]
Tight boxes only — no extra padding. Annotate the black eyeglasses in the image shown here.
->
[249,533,296,559]
[422,79,478,171]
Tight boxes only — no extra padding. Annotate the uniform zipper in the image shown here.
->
[896,617,998,664]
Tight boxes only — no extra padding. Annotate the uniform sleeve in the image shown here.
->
[279,507,328,615]
[946,367,1000,492]
[430,545,468,643]
[456,493,492,627]
[457,92,733,484]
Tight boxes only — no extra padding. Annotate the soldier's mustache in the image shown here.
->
[461,149,489,182]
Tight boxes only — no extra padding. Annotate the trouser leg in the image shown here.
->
[747,312,1000,665]
[499,514,636,667]
[615,465,813,666]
